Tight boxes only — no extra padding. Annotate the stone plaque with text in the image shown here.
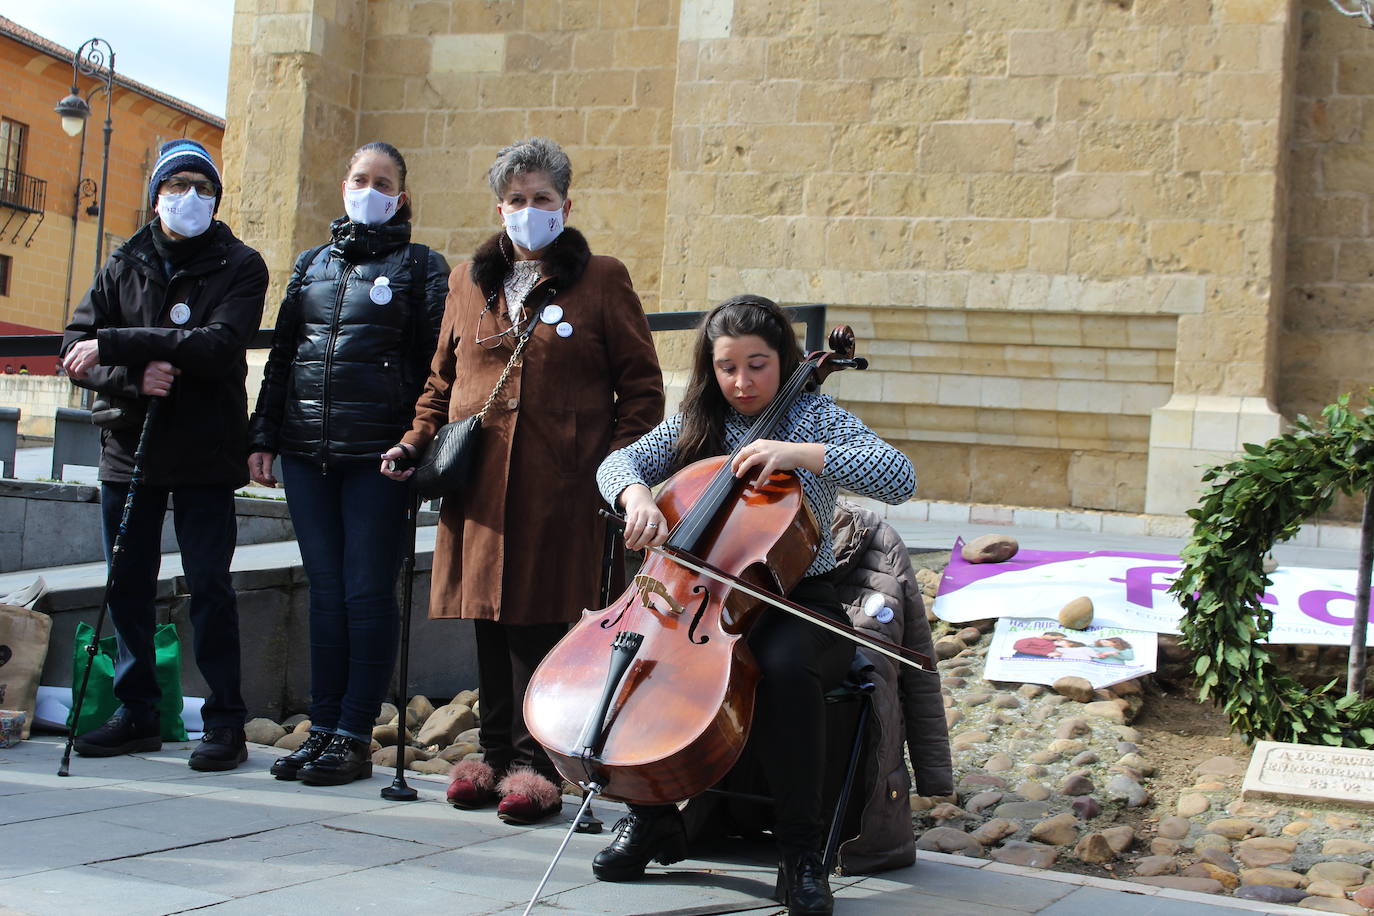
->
[1242,740,1374,808]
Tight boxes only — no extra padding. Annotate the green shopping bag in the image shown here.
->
[68,621,189,741]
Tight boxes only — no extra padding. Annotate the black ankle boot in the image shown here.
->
[776,850,833,916]
[189,726,248,771]
[73,709,161,758]
[299,734,373,786]
[591,806,688,882]
[270,730,333,780]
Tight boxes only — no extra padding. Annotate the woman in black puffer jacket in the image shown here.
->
[247,141,449,786]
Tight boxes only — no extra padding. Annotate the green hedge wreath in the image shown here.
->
[1170,395,1374,747]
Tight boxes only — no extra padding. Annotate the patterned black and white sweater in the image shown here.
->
[595,391,916,578]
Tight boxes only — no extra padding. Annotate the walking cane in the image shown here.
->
[59,396,163,777]
[381,487,421,801]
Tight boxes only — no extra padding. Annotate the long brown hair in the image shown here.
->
[672,295,804,470]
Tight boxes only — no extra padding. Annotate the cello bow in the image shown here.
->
[600,509,936,674]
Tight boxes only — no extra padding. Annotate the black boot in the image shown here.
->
[776,850,833,916]
[591,806,688,882]
[74,709,161,758]
[270,730,333,780]
[189,726,248,771]
[299,734,373,786]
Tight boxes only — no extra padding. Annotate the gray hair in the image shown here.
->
[486,137,573,199]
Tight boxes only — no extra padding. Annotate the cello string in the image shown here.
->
[652,546,936,674]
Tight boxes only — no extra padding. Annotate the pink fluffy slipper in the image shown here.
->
[447,759,498,809]
[495,767,563,824]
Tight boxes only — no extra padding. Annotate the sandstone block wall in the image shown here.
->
[0,376,81,438]
[222,0,1374,516]
[1282,2,1374,422]
[224,0,677,322]
[663,0,1294,513]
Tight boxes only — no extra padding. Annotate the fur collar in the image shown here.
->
[470,227,592,299]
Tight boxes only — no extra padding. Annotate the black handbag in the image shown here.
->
[412,317,536,500]
[413,414,482,499]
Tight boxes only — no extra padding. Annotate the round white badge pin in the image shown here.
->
[862,593,884,617]
[541,304,564,325]
[370,276,392,305]
[169,303,191,325]
[556,321,574,338]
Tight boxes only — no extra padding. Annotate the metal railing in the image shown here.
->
[0,168,47,214]
[0,304,829,360]
[0,305,829,480]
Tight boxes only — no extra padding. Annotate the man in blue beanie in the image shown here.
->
[60,139,268,771]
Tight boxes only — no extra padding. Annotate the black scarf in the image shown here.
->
[150,220,216,276]
[329,215,412,263]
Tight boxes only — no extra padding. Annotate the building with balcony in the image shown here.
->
[0,16,224,346]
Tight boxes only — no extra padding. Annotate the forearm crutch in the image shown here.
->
[59,396,163,777]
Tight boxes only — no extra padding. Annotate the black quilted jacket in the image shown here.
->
[249,217,449,466]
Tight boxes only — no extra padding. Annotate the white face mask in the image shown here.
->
[157,188,214,238]
[344,186,401,226]
[504,204,564,252]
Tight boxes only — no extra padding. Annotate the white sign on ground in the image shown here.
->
[1243,740,1374,808]
[982,617,1157,690]
[935,539,1374,645]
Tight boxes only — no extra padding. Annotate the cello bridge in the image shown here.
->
[632,574,687,616]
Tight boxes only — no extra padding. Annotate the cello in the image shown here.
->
[524,326,933,810]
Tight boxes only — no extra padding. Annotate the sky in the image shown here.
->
[0,0,234,117]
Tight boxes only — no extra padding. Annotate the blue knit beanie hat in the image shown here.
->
[148,139,222,213]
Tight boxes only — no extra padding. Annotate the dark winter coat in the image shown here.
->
[400,228,664,624]
[830,497,953,874]
[249,218,450,465]
[61,220,268,488]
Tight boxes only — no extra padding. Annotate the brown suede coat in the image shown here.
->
[402,229,664,623]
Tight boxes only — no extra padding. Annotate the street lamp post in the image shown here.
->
[1328,0,1374,27]
[54,37,115,326]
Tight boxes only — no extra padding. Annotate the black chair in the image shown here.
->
[593,517,875,869]
[695,654,875,872]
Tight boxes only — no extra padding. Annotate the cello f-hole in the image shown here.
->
[686,585,712,645]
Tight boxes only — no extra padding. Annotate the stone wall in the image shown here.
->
[0,480,309,572]
[660,0,1297,515]
[0,375,81,438]
[1282,2,1374,422]
[222,0,1374,517]
[37,548,474,722]
[223,0,677,322]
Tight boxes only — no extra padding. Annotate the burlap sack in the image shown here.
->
[0,603,51,740]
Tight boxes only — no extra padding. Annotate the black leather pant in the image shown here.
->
[473,618,569,782]
[631,575,851,855]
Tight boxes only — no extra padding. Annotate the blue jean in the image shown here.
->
[281,456,409,738]
[100,482,246,730]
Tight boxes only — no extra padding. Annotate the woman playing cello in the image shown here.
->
[591,295,916,916]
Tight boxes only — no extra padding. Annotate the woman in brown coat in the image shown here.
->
[381,137,664,824]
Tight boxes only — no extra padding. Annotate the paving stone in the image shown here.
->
[1130,875,1225,894]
